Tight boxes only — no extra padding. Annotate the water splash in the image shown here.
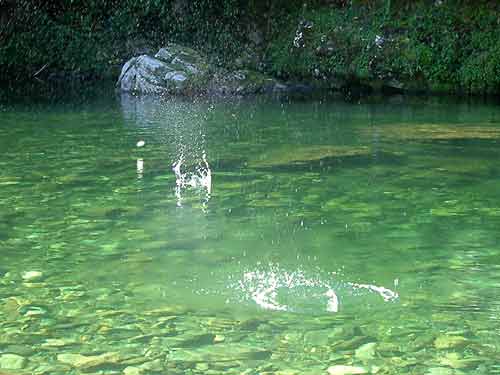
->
[172,151,212,208]
[226,263,398,313]
[120,94,213,208]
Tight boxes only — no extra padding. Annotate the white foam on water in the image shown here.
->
[349,282,399,302]
[172,151,211,208]
[227,263,398,313]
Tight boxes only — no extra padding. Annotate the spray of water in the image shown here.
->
[172,151,212,208]
[226,263,398,313]
[121,94,212,208]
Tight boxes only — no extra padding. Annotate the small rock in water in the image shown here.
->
[136,140,145,147]
[195,363,210,371]
[41,338,77,348]
[425,367,455,375]
[0,353,27,370]
[434,335,467,350]
[57,352,121,370]
[19,305,47,317]
[124,366,143,375]
[214,334,225,343]
[22,270,43,282]
[355,342,377,361]
[327,365,368,375]
[276,370,300,375]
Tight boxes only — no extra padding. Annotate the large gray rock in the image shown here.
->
[117,44,289,96]
[117,44,208,95]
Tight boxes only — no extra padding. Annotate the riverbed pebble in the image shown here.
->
[0,353,27,369]
[434,335,467,350]
[327,365,368,375]
[21,270,43,282]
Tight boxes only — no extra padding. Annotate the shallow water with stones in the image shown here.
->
[1,92,500,374]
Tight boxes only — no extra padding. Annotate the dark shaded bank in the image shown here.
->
[1,1,499,96]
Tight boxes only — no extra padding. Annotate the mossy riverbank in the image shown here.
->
[1,1,499,96]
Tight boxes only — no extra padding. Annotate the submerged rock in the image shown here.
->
[21,270,43,282]
[248,145,371,168]
[327,365,368,375]
[366,124,500,141]
[425,367,455,375]
[0,354,26,370]
[439,352,482,369]
[41,338,78,348]
[434,335,467,350]
[57,352,122,370]
[355,342,377,362]
[168,344,271,363]
[123,366,143,375]
[165,332,215,347]
[19,305,47,317]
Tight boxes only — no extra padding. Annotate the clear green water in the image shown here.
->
[1,93,500,374]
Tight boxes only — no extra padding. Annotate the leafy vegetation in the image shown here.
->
[1,0,499,94]
[265,1,500,94]
[0,0,297,82]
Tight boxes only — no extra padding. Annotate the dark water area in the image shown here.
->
[1,90,500,374]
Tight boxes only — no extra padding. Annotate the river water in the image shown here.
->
[1,92,500,374]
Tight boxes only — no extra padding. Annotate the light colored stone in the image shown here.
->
[41,338,77,348]
[355,342,377,361]
[118,44,207,94]
[214,334,225,343]
[327,365,368,375]
[276,370,300,375]
[195,363,209,371]
[21,305,47,317]
[425,367,454,375]
[155,47,174,62]
[0,353,27,369]
[57,352,121,370]
[118,44,285,96]
[22,270,43,281]
[124,366,143,375]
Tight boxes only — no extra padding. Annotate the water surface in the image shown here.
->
[1,92,500,374]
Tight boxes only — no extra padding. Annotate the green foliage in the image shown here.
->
[265,0,500,94]
[1,0,500,94]
[0,0,302,82]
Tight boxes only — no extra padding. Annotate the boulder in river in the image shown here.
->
[118,44,209,95]
[117,44,288,96]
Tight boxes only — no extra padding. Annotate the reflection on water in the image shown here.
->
[121,93,212,207]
